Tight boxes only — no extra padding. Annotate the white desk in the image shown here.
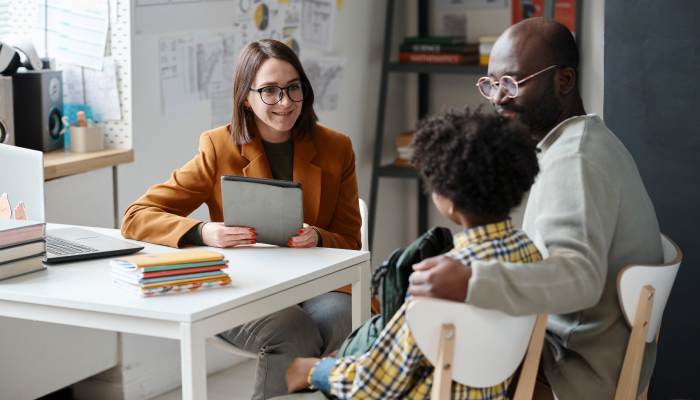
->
[0,224,371,399]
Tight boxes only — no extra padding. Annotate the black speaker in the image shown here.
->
[0,76,14,145]
[12,70,63,152]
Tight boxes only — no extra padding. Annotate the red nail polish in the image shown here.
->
[298,229,304,234]
[252,234,257,238]
[251,240,256,244]
[249,228,255,232]
[287,242,292,246]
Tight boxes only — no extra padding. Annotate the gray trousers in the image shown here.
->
[220,292,352,400]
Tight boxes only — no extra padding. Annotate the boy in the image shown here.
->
[282,107,542,400]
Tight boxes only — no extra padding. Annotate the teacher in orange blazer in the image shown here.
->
[122,39,372,400]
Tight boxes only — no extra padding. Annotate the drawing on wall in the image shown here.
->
[83,57,122,121]
[197,35,225,101]
[159,34,200,116]
[300,0,336,53]
[301,56,346,111]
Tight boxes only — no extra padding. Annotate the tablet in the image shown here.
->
[221,176,303,247]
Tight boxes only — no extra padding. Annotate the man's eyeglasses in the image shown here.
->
[249,82,310,105]
[476,65,560,99]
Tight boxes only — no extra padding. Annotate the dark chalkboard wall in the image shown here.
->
[605,1,700,398]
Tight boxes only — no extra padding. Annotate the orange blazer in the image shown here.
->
[122,123,375,306]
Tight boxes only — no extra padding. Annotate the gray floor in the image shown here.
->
[151,360,256,400]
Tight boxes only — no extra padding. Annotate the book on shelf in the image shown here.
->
[110,249,231,296]
[399,52,479,65]
[399,43,479,54]
[0,254,46,281]
[394,131,415,169]
[0,219,45,247]
[404,36,467,45]
[479,35,500,66]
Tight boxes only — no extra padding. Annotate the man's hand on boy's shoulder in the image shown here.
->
[408,255,472,302]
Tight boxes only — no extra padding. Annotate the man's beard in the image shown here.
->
[496,80,563,137]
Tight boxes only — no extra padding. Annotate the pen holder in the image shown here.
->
[69,125,104,153]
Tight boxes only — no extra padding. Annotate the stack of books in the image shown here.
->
[399,37,479,65]
[0,219,46,281]
[394,131,415,168]
[479,36,500,66]
[110,249,231,297]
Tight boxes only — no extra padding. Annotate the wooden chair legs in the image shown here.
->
[513,314,549,400]
[614,285,655,400]
[431,324,456,400]
[430,315,548,400]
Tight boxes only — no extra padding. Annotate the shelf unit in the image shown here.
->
[367,0,488,250]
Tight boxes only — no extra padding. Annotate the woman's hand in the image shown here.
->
[202,223,256,248]
[288,223,319,248]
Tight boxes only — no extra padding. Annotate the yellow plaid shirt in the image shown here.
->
[308,219,542,400]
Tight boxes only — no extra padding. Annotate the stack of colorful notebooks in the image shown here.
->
[110,249,231,297]
[0,219,46,281]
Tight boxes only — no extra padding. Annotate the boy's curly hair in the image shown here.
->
[411,107,540,218]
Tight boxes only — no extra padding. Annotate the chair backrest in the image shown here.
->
[359,198,368,252]
[407,298,537,388]
[617,233,682,343]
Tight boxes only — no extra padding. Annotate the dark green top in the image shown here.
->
[260,138,294,181]
[182,138,321,246]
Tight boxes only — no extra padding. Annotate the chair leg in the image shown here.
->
[513,314,548,400]
[615,285,655,400]
[431,323,456,400]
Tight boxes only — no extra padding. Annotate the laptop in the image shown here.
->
[0,144,143,263]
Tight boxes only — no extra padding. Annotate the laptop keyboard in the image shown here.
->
[46,235,99,256]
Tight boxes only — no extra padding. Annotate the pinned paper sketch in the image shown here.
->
[14,201,28,221]
[62,64,85,104]
[283,0,302,55]
[160,34,200,116]
[208,33,237,129]
[301,57,346,111]
[301,0,336,53]
[197,36,226,101]
[83,57,122,121]
[0,193,10,219]
[35,0,110,69]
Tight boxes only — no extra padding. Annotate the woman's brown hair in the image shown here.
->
[230,39,318,144]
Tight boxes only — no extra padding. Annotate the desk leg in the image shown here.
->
[180,322,207,400]
[112,166,119,229]
[352,260,372,329]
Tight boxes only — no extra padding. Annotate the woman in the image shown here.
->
[122,39,374,399]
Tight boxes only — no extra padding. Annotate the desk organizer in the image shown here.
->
[69,126,104,153]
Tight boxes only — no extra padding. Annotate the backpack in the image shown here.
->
[336,226,454,358]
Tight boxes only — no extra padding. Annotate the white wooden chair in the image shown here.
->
[406,298,547,400]
[614,233,682,400]
[205,198,370,358]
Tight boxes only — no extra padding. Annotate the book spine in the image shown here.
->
[404,37,465,45]
[399,52,464,65]
[399,44,476,54]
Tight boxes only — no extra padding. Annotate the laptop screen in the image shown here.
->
[0,144,46,222]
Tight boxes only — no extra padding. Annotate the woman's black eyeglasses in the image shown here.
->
[249,83,310,105]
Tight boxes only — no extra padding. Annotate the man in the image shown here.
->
[409,17,663,400]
